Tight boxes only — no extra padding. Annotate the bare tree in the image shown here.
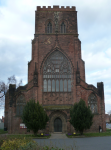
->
[108,110,111,115]
[0,75,22,109]
[0,81,8,98]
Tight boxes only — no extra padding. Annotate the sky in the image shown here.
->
[0,0,111,118]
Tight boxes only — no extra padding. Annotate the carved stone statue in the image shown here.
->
[54,12,59,33]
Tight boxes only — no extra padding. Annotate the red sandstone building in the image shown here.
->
[4,5,106,134]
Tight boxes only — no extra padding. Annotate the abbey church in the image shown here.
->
[4,5,106,134]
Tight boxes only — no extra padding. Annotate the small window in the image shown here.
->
[61,22,66,33]
[16,95,26,116]
[68,79,71,92]
[52,80,55,92]
[44,79,47,92]
[63,68,67,72]
[55,69,59,72]
[56,80,59,92]
[64,79,67,92]
[88,94,97,113]
[47,69,51,72]
[47,22,52,33]
[48,80,51,92]
[60,80,63,92]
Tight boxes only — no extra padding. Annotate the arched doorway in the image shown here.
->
[54,117,62,132]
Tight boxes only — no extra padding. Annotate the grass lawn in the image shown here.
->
[0,129,8,134]
[0,129,51,139]
[106,128,111,132]
[0,129,111,150]
[66,129,111,138]
[7,134,51,139]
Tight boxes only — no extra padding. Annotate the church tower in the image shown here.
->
[5,6,106,134]
[28,5,84,132]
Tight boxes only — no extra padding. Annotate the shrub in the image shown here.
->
[0,137,37,150]
[0,136,64,150]
[21,99,49,136]
[70,98,94,135]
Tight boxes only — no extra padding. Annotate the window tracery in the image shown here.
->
[43,50,72,92]
[16,95,26,116]
[47,22,52,33]
[88,94,97,113]
[61,22,66,33]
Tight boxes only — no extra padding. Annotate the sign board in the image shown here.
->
[20,123,27,129]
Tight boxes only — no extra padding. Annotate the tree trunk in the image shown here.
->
[33,130,37,136]
[80,131,83,135]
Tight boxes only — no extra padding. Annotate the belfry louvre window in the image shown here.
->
[43,51,72,92]
[88,94,97,113]
[47,22,52,33]
[61,22,66,33]
[16,95,26,116]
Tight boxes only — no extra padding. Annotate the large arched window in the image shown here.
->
[88,94,97,113]
[16,95,26,116]
[43,50,72,92]
[47,22,52,33]
[61,22,66,33]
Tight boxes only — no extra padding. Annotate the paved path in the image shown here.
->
[33,135,111,150]
[49,133,67,139]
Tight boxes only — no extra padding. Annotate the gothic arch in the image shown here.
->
[40,48,74,74]
[88,93,98,114]
[59,19,68,33]
[49,110,67,133]
[42,50,73,92]
[45,19,54,33]
[61,22,66,33]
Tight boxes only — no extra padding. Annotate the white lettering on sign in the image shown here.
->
[20,123,27,129]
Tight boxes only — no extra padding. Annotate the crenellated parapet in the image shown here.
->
[36,5,76,11]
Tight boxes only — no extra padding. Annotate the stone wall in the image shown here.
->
[4,5,106,134]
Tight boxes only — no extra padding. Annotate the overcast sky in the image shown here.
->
[0,0,111,118]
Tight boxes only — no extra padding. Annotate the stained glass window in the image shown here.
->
[88,94,97,113]
[43,50,72,92]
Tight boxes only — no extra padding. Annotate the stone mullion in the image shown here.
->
[55,78,56,92]
[46,79,48,92]
[63,79,64,92]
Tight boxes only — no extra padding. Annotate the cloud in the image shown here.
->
[0,0,111,117]
[82,51,111,72]
[106,48,111,57]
